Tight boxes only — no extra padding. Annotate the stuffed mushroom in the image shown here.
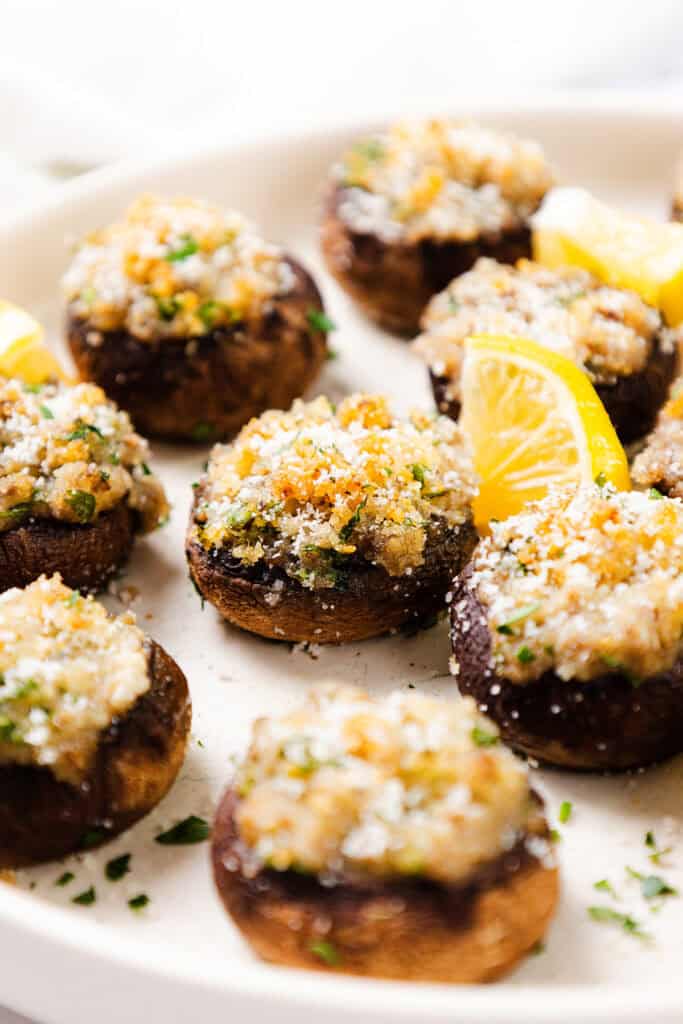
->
[186,393,477,643]
[64,195,329,442]
[0,575,190,867]
[450,483,683,771]
[631,379,683,497]
[321,119,553,335]
[212,683,558,983]
[0,376,168,593]
[414,258,678,444]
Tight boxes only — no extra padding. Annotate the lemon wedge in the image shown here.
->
[460,334,629,530]
[532,187,683,325]
[0,300,68,385]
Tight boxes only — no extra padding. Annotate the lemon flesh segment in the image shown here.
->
[0,300,68,384]
[532,187,683,326]
[460,334,630,530]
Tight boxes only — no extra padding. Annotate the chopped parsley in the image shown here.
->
[306,309,337,333]
[648,487,665,500]
[594,472,607,488]
[411,463,427,486]
[516,645,535,664]
[530,940,545,955]
[197,300,223,329]
[593,879,617,898]
[72,886,96,906]
[128,894,150,912]
[165,234,199,262]
[325,347,339,361]
[155,295,181,321]
[496,602,540,635]
[470,725,499,748]
[140,462,152,476]
[587,905,648,939]
[105,853,132,882]
[0,502,33,525]
[191,422,212,442]
[339,497,367,541]
[626,866,677,900]
[66,489,96,524]
[66,421,104,442]
[310,940,341,966]
[645,831,672,864]
[558,800,572,824]
[39,404,54,419]
[155,815,210,845]
[80,828,106,850]
[55,871,75,887]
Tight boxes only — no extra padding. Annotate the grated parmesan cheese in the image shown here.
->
[0,576,149,784]
[333,120,553,244]
[414,258,675,403]
[63,195,295,342]
[190,393,476,588]
[0,377,168,533]
[467,484,683,684]
[235,683,539,884]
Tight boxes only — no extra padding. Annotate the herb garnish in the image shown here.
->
[626,866,677,900]
[310,940,341,966]
[411,463,427,486]
[558,800,572,824]
[63,591,81,608]
[155,816,210,845]
[648,487,665,500]
[191,422,212,442]
[496,603,540,635]
[645,831,672,864]
[306,309,337,333]
[105,853,132,882]
[594,879,617,898]
[66,489,96,523]
[55,871,75,887]
[39,404,54,419]
[155,295,181,321]
[165,234,199,262]
[594,472,607,488]
[66,421,104,442]
[587,905,648,939]
[470,725,498,748]
[72,886,96,906]
[339,497,367,541]
[516,645,535,664]
[128,894,150,911]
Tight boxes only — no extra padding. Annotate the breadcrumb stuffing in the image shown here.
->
[63,195,295,342]
[467,484,683,684]
[0,576,149,784]
[632,380,683,498]
[235,683,539,885]
[334,120,553,244]
[0,377,168,533]
[414,258,675,404]
[191,394,476,588]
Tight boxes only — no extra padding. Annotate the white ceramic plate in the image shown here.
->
[1,98,683,1024]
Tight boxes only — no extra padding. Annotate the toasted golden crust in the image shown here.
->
[430,333,676,445]
[66,258,328,442]
[186,520,477,644]
[0,640,190,868]
[320,186,532,336]
[450,567,683,770]
[0,502,135,595]
[212,787,559,983]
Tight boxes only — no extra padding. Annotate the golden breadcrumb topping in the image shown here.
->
[63,195,296,341]
[0,377,167,533]
[415,258,674,404]
[462,484,683,684]
[0,576,149,784]
[191,394,476,588]
[632,380,683,499]
[334,120,553,244]
[235,683,542,885]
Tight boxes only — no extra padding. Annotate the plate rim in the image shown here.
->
[1,93,683,1023]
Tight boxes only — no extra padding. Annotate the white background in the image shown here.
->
[2,1,683,1020]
